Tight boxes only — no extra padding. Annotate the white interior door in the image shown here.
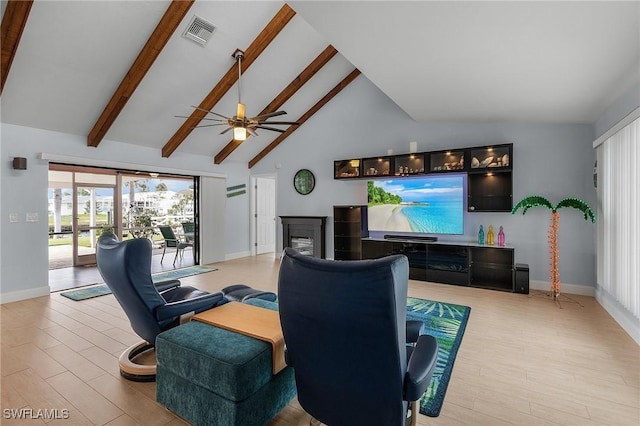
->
[256,177,276,254]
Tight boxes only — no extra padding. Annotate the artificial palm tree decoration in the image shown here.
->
[511,196,595,299]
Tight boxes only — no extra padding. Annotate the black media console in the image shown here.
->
[361,237,515,292]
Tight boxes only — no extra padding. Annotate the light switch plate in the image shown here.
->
[9,213,19,223]
[26,212,38,222]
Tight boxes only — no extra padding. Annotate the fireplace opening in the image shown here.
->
[290,237,313,256]
[280,216,327,258]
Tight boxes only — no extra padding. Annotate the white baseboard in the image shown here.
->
[0,285,51,304]
[595,287,640,346]
[225,251,251,261]
[530,280,595,297]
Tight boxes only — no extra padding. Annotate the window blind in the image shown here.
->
[596,117,639,319]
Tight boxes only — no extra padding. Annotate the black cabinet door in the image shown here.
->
[467,172,513,212]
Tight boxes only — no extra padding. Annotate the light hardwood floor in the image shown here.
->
[2,254,638,425]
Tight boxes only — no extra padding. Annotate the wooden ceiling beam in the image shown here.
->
[87,0,194,148]
[214,45,338,164]
[248,68,361,169]
[162,4,296,158]
[1,0,33,95]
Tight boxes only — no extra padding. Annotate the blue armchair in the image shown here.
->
[278,247,439,426]
[96,233,224,381]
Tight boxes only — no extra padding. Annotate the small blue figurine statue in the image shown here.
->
[478,225,485,245]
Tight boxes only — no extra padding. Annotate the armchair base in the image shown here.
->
[118,341,157,382]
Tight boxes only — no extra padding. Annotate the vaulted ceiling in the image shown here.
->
[2,1,638,167]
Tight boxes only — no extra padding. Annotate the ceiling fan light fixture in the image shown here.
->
[186,48,298,142]
[233,126,247,141]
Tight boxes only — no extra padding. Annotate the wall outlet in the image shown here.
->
[9,213,19,223]
[26,212,38,222]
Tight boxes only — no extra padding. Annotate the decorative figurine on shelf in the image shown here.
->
[498,226,505,247]
[487,225,495,245]
[512,195,595,300]
[478,225,485,245]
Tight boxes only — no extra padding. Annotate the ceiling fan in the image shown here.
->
[180,49,299,141]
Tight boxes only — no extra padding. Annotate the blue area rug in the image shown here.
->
[407,297,471,417]
[151,265,217,282]
[59,265,218,301]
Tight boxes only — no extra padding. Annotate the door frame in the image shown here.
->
[250,173,277,256]
[73,182,117,266]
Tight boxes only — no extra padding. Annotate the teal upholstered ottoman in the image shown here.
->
[156,300,295,426]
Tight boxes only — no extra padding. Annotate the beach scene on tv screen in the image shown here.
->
[367,175,464,235]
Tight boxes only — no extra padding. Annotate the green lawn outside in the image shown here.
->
[49,236,91,247]
[49,234,164,247]
[49,214,110,226]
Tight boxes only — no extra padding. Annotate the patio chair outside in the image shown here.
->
[158,225,192,265]
[181,222,195,244]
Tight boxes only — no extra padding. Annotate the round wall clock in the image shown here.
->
[293,169,315,195]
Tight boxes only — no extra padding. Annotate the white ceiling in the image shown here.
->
[290,1,640,123]
[1,1,638,164]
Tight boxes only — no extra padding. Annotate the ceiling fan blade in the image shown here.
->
[255,125,287,133]
[192,123,228,129]
[259,121,299,126]
[236,103,246,120]
[176,115,225,122]
[251,110,287,121]
[219,127,233,135]
[190,105,231,120]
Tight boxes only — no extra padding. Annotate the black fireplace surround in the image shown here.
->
[280,216,327,258]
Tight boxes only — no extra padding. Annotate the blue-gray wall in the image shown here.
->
[252,76,597,290]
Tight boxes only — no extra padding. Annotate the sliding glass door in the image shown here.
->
[49,164,197,270]
[72,172,117,266]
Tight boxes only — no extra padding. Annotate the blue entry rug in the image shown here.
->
[407,297,471,417]
[59,265,218,301]
[59,284,113,301]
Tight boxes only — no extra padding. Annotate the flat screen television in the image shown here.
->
[367,174,465,235]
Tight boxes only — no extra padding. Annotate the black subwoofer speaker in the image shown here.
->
[514,263,529,294]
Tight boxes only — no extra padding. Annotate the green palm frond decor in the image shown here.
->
[511,195,595,299]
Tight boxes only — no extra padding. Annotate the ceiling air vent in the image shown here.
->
[183,15,216,47]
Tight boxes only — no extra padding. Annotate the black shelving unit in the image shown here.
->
[333,143,514,213]
[469,246,514,291]
[394,153,426,176]
[362,156,393,177]
[361,237,515,292]
[333,206,368,260]
[334,159,361,179]
[429,149,465,172]
[467,144,513,212]
[426,244,469,286]
[467,172,513,212]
